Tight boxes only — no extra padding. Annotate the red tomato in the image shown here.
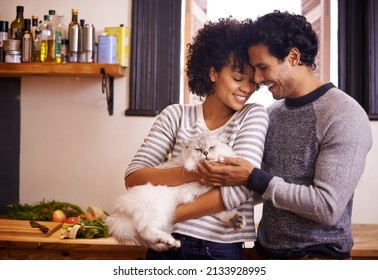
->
[64,216,79,224]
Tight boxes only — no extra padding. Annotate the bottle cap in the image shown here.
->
[24,19,31,27]
[16,6,24,13]
[48,10,56,15]
[0,21,8,32]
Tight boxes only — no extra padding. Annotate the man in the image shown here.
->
[196,10,373,259]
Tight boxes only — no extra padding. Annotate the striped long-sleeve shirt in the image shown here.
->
[125,103,269,243]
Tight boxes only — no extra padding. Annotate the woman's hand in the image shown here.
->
[196,156,254,187]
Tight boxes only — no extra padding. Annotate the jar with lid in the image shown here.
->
[5,50,21,63]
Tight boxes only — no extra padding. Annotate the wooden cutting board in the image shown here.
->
[0,219,62,237]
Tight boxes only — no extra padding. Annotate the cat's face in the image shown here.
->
[182,135,232,171]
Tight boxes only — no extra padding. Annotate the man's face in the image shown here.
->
[248,43,296,100]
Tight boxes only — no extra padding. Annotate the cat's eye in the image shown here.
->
[209,146,215,151]
[195,148,202,153]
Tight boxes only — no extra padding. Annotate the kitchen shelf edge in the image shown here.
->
[0,63,127,78]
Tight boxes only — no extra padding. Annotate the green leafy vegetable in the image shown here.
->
[61,217,109,239]
[7,200,84,221]
[76,217,109,238]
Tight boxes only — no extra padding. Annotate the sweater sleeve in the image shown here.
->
[124,104,181,178]
[220,103,269,210]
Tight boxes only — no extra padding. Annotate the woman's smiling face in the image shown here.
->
[210,62,258,111]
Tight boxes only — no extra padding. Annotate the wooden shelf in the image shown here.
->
[0,63,127,115]
[0,63,126,78]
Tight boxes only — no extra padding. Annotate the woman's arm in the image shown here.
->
[174,188,225,223]
[124,105,187,188]
[125,166,199,187]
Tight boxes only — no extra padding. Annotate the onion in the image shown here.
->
[52,209,67,222]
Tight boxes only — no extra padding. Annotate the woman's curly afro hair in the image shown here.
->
[186,17,250,97]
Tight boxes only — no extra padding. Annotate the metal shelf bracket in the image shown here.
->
[100,67,114,115]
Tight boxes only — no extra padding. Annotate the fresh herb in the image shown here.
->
[61,217,109,239]
[7,200,83,221]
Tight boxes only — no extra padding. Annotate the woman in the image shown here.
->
[124,17,268,259]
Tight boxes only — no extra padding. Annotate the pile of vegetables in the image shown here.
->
[60,216,109,239]
[7,200,109,239]
[61,206,109,239]
[7,200,83,221]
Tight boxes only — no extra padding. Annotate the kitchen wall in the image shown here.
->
[1,0,155,214]
[1,0,377,224]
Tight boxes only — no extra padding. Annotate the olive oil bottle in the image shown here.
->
[40,15,50,62]
[9,6,24,40]
[21,18,32,63]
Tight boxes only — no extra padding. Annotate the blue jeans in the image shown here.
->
[145,233,244,260]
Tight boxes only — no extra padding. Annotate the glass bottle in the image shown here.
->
[9,6,24,40]
[32,29,41,62]
[21,18,32,63]
[68,8,79,63]
[47,10,57,62]
[40,15,50,62]
[31,15,38,40]
[57,15,68,63]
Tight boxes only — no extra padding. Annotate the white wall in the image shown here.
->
[1,0,156,213]
[1,0,377,224]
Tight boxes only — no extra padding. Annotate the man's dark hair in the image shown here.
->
[246,10,319,69]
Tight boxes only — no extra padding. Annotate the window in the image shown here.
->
[127,0,378,119]
[125,0,182,116]
[338,0,378,120]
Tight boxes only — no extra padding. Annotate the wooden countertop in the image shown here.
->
[0,219,146,259]
[0,219,377,259]
[350,224,378,259]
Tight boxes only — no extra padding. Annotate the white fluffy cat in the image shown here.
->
[106,135,246,251]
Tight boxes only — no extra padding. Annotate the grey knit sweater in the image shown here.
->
[248,83,373,258]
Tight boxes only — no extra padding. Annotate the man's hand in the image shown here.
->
[196,156,254,187]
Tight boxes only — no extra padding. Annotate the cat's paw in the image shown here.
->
[152,239,181,252]
[231,213,246,231]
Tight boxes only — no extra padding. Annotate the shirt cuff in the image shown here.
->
[247,168,273,196]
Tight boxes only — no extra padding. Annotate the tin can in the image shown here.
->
[97,35,116,64]
[5,50,21,63]
[84,23,95,63]
[105,25,130,67]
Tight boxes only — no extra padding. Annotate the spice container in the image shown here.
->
[5,50,21,63]
[3,39,21,51]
